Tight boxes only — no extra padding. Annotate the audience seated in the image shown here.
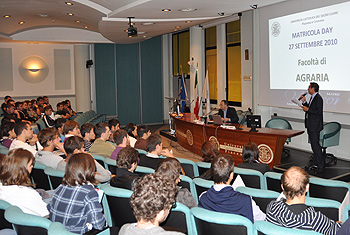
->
[63,120,81,141]
[1,95,12,113]
[124,123,138,147]
[0,121,16,149]
[3,103,21,123]
[108,119,120,142]
[27,100,39,121]
[266,166,341,235]
[238,142,271,174]
[0,149,49,217]
[10,121,40,156]
[110,129,129,160]
[138,134,174,169]
[43,105,56,128]
[36,127,64,169]
[89,122,115,158]
[56,102,71,119]
[81,123,95,152]
[15,101,29,121]
[55,118,66,142]
[199,154,265,222]
[110,146,140,190]
[57,136,111,183]
[119,173,183,235]
[48,153,107,234]
[64,100,76,116]
[134,125,151,151]
[198,141,220,180]
[156,158,197,209]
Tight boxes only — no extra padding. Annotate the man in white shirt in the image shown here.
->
[10,121,39,156]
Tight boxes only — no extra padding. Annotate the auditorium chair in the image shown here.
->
[31,162,51,190]
[254,220,322,235]
[135,148,148,155]
[5,206,52,235]
[44,167,65,189]
[48,222,111,235]
[35,118,46,131]
[104,157,117,174]
[135,165,155,177]
[234,167,266,190]
[0,199,12,230]
[176,157,199,178]
[0,143,9,155]
[264,172,282,193]
[235,187,279,213]
[178,175,197,204]
[191,207,256,235]
[305,196,340,221]
[192,178,214,201]
[196,161,211,176]
[265,118,293,157]
[91,154,108,169]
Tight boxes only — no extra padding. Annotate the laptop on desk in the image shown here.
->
[212,115,224,125]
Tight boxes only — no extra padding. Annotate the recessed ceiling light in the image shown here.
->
[3,15,11,18]
[143,36,147,38]
[65,2,73,6]
[19,21,25,25]
[185,20,192,23]
[180,8,197,12]
[67,13,74,16]
[39,14,49,18]
[175,26,181,29]
[142,22,154,26]
[75,20,81,23]
[162,9,171,12]
[84,26,88,29]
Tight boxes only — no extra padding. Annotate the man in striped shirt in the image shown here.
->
[266,166,341,235]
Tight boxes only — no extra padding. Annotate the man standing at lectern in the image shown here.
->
[301,82,324,172]
[217,100,239,124]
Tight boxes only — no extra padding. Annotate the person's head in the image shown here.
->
[219,100,228,111]
[0,121,16,139]
[308,82,319,95]
[15,102,23,111]
[64,136,85,158]
[31,99,37,106]
[4,95,11,103]
[281,166,310,200]
[0,149,35,186]
[56,102,64,111]
[201,141,219,163]
[211,154,235,184]
[43,96,49,104]
[38,127,60,148]
[242,142,259,163]
[116,146,138,171]
[55,118,66,134]
[94,122,110,141]
[130,173,177,224]
[124,123,137,138]
[63,120,80,136]
[22,101,28,110]
[81,123,95,141]
[65,99,71,107]
[146,134,162,153]
[108,119,120,133]
[63,101,69,109]
[137,125,151,139]
[43,105,53,116]
[155,158,182,185]
[37,96,44,106]
[14,122,33,140]
[7,99,15,107]
[113,129,129,146]
[27,101,32,109]
[62,153,98,186]
[5,104,15,114]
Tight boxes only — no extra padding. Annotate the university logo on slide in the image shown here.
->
[258,144,274,164]
[271,22,281,37]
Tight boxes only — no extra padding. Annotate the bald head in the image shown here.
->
[281,166,309,200]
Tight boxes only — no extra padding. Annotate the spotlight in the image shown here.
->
[126,17,137,37]
[250,4,258,9]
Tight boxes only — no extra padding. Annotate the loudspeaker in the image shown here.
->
[86,59,93,68]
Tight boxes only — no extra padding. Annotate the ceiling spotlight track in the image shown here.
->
[127,17,137,37]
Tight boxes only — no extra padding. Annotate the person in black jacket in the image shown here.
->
[217,100,239,124]
[237,142,271,174]
[301,82,324,172]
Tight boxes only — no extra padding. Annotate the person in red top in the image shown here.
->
[134,125,151,151]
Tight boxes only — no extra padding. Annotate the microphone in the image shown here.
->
[298,92,307,101]
[237,108,251,130]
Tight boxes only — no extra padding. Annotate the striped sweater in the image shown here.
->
[266,199,341,235]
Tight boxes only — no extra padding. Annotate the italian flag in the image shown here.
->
[194,67,199,116]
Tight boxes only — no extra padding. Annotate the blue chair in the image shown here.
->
[44,167,65,190]
[135,165,155,177]
[192,178,214,201]
[48,222,111,235]
[35,118,46,131]
[135,148,148,155]
[196,161,211,176]
[254,220,322,235]
[308,177,350,204]
[104,157,117,175]
[5,206,52,235]
[264,172,282,193]
[91,154,108,169]
[305,196,341,221]
[235,186,279,213]
[234,167,266,189]
[31,162,51,190]
[0,143,9,155]
[176,157,199,178]
[162,202,195,235]
[0,199,12,230]
[178,175,198,204]
[191,207,256,235]
[265,118,293,156]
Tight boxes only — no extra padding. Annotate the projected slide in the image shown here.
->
[268,1,350,112]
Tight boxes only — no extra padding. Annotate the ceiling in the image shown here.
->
[0,0,287,44]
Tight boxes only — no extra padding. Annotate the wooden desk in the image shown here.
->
[174,113,304,168]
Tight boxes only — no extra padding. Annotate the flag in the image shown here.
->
[194,67,199,116]
[180,69,187,112]
[201,69,210,116]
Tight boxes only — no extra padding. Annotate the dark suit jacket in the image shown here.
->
[304,93,323,132]
[218,107,239,124]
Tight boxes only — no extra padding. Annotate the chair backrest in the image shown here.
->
[48,222,111,235]
[100,184,135,228]
[44,167,65,190]
[264,172,282,193]
[178,175,198,204]
[104,157,117,175]
[0,143,9,155]
[91,154,108,169]
[305,196,341,221]
[196,161,211,176]
[176,157,199,178]
[191,207,255,235]
[192,178,214,201]
[5,206,52,235]
[235,187,279,213]
[0,199,12,230]
[265,118,293,143]
[320,122,341,147]
[135,148,148,155]
[135,165,155,177]
[31,162,51,190]
[161,202,194,235]
[234,167,266,189]
[308,177,350,203]
[254,220,321,235]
